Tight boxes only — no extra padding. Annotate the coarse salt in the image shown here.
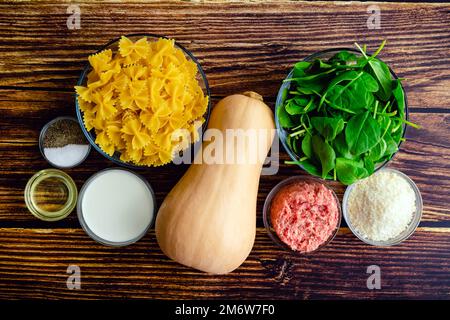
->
[347,170,416,242]
[44,144,90,168]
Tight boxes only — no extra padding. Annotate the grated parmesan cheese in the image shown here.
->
[347,170,416,242]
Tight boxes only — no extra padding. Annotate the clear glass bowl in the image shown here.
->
[39,116,91,169]
[342,168,422,246]
[24,169,78,221]
[263,176,342,254]
[75,33,211,169]
[275,48,408,179]
[77,168,156,247]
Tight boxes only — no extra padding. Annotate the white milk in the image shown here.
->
[81,169,154,244]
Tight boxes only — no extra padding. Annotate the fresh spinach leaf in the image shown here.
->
[357,72,379,92]
[328,72,378,110]
[392,79,405,119]
[293,80,325,95]
[310,59,333,72]
[311,116,344,141]
[367,59,392,101]
[352,83,376,110]
[285,96,315,115]
[280,86,288,103]
[301,132,314,159]
[286,67,337,82]
[329,51,357,65]
[345,111,381,155]
[333,133,353,159]
[326,84,351,111]
[293,61,311,78]
[383,132,399,157]
[328,81,374,112]
[355,41,392,101]
[364,156,375,175]
[336,158,368,185]
[285,100,302,115]
[286,135,303,156]
[277,103,296,128]
[286,159,332,180]
[312,135,336,179]
[293,96,310,106]
[367,138,387,162]
[319,70,363,108]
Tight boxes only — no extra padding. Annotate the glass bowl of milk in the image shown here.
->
[77,168,156,246]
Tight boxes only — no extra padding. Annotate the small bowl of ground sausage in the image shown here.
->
[263,176,342,254]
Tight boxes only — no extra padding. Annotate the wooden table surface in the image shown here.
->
[1,0,449,300]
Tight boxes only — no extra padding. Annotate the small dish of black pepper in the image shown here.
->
[39,117,91,168]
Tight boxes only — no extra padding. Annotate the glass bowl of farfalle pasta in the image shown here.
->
[75,33,211,168]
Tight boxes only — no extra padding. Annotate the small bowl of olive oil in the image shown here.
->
[24,169,77,221]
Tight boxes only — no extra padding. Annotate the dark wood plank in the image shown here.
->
[0,1,449,109]
[0,227,449,299]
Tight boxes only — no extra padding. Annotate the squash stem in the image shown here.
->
[242,91,263,101]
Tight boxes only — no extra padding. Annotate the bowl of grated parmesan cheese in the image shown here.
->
[342,168,422,246]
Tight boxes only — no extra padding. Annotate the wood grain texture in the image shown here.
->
[1,1,450,110]
[0,228,449,300]
[0,0,449,299]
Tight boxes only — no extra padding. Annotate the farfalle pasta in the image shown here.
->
[75,36,208,166]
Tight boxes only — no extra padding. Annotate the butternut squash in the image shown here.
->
[155,92,275,274]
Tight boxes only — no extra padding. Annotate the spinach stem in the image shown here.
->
[381,118,392,139]
[382,100,391,114]
[313,90,356,114]
[401,119,421,129]
[354,42,369,59]
[334,64,363,70]
[284,68,337,82]
[373,101,378,119]
[289,129,305,137]
[319,71,363,111]
[371,40,386,59]
[303,97,314,113]
[386,110,397,117]
[291,124,304,131]
[300,114,312,135]
[391,120,403,133]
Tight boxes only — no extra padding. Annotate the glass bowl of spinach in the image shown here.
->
[276,41,419,185]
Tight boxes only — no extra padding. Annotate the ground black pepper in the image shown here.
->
[42,118,87,148]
